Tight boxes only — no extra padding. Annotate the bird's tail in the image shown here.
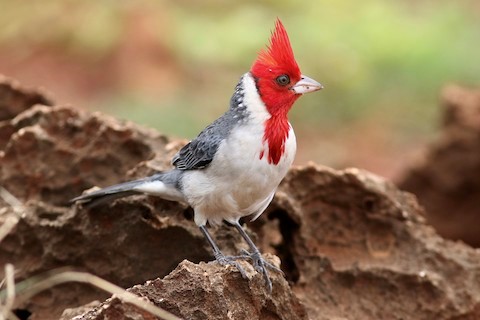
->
[70,170,184,208]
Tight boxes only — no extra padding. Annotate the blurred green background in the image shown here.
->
[1,0,479,178]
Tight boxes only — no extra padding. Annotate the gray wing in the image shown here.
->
[172,112,236,170]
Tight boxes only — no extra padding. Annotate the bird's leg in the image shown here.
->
[232,221,283,292]
[199,225,247,278]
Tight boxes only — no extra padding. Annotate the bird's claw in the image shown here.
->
[236,249,284,275]
[233,249,283,293]
[214,252,247,279]
[251,251,273,292]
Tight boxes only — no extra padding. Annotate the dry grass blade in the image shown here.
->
[0,264,20,320]
[0,216,18,244]
[0,186,23,243]
[0,269,181,320]
[0,187,23,211]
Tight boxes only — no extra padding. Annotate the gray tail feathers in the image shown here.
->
[70,179,145,208]
[70,171,184,209]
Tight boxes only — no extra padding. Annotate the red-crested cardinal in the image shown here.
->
[71,19,322,292]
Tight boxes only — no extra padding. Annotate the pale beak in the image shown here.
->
[291,75,323,94]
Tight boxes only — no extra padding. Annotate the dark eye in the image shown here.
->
[275,74,290,86]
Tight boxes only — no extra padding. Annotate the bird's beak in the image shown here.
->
[291,75,323,94]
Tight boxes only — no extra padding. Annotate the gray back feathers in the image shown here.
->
[172,74,251,171]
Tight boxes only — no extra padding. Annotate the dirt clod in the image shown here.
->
[0,75,53,122]
[72,258,307,320]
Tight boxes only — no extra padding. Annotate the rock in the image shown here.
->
[66,163,480,320]
[0,102,254,319]
[1,78,480,320]
[0,104,167,204]
[0,105,216,319]
[73,258,308,320]
[398,85,480,246]
[0,75,53,122]
[60,301,102,320]
[0,76,53,151]
[260,165,480,319]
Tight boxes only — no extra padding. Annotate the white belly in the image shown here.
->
[182,124,296,226]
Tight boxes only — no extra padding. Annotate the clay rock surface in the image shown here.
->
[0,76,53,151]
[398,85,480,247]
[0,75,53,122]
[1,76,480,320]
[65,258,307,320]
[0,103,216,319]
[265,166,480,320]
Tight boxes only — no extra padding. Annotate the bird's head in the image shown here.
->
[251,19,322,117]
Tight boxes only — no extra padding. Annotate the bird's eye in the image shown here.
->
[275,74,290,86]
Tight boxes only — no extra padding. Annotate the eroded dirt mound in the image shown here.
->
[1,76,480,320]
[0,75,53,122]
[64,258,308,320]
[0,103,214,318]
[398,85,480,247]
[267,166,480,319]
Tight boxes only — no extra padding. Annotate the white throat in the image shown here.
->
[241,73,271,123]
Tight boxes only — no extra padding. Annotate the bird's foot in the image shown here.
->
[214,251,247,279]
[237,249,284,274]
[235,249,283,293]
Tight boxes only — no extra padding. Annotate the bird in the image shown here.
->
[71,19,322,292]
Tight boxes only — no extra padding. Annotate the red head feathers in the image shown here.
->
[250,19,302,118]
[251,19,301,87]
